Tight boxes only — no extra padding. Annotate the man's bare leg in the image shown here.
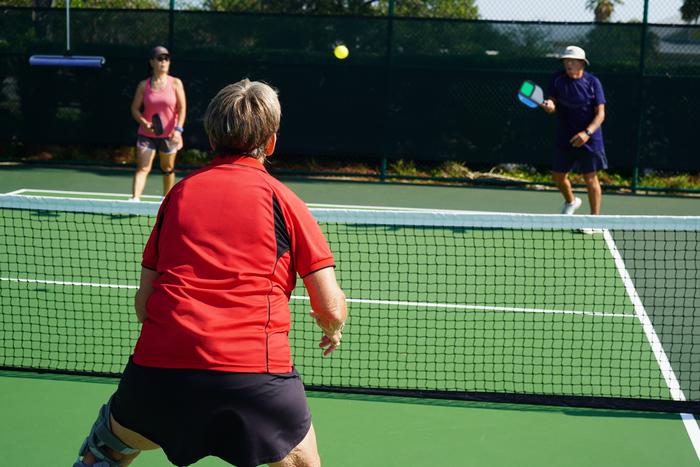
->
[77,414,158,466]
[269,423,321,467]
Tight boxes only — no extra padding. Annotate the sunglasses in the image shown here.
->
[155,55,170,62]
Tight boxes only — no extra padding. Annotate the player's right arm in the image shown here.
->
[131,80,153,131]
[134,267,159,323]
[540,98,556,114]
[136,193,172,322]
[304,267,347,357]
[542,73,558,114]
[275,180,346,356]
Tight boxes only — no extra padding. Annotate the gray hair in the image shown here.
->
[204,79,281,159]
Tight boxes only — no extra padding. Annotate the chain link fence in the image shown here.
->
[1,2,700,181]
[5,1,699,23]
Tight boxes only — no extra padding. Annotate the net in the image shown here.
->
[1,195,699,413]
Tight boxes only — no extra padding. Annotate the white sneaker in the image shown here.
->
[580,228,604,235]
[561,197,582,215]
[128,197,140,202]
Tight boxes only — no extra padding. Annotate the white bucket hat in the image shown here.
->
[560,45,590,65]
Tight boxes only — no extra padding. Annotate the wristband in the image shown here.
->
[174,126,184,133]
[585,129,593,137]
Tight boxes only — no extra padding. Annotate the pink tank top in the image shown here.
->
[138,76,178,138]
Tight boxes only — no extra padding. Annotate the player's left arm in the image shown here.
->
[171,78,187,149]
[570,103,605,148]
[571,78,606,148]
[542,74,558,114]
[587,103,605,134]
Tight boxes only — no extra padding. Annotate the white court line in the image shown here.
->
[7,189,472,212]
[603,230,700,461]
[0,276,634,319]
[291,295,632,318]
[305,202,479,213]
[12,189,162,200]
[0,277,137,289]
[682,414,700,460]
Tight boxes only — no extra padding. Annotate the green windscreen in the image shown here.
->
[2,8,700,171]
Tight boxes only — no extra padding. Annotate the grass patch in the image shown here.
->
[639,172,700,191]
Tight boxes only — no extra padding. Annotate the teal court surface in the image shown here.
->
[1,166,700,466]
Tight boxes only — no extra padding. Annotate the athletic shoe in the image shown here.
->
[561,197,582,215]
[74,459,111,467]
[128,197,140,202]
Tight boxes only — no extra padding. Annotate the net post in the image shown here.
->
[380,157,387,182]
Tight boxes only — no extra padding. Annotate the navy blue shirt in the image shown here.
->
[548,70,606,153]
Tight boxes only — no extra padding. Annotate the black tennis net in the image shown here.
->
[1,195,698,413]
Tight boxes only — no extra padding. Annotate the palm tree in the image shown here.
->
[585,0,624,22]
[681,0,700,23]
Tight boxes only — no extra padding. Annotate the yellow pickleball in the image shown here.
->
[334,45,349,60]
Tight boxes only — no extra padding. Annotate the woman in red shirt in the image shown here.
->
[74,80,346,467]
[129,46,187,201]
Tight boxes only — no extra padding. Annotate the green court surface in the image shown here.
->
[1,164,699,215]
[1,374,699,467]
[1,166,700,466]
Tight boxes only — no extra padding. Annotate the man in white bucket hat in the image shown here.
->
[541,45,607,215]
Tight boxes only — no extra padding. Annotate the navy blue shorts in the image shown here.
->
[110,358,311,467]
[553,148,608,174]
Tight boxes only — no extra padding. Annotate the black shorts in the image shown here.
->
[137,135,178,154]
[110,358,311,467]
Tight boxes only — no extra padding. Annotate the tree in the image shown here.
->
[204,0,479,19]
[2,1,52,5]
[585,0,624,22]
[390,0,478,19]
[55,0,162,7]
[681,0,700,23]
[204,0,380,15]
[3,0,162,7]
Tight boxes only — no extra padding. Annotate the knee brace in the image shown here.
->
[74,397,139,467]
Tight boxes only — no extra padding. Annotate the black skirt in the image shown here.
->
[110,358,311,467]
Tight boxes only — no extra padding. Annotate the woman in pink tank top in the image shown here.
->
[129,46,187,201]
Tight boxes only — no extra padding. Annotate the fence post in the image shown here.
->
[168,0,175,50]
[386,0,395,56]
[632,0,650,193]
[381,0,395,183]
[380,157,388,182]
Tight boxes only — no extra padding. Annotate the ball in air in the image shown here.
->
[334,45,349,60]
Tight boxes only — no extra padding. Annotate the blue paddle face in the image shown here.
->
[518,93,539,109]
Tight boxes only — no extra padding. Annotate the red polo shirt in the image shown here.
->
[132,155,335,373]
